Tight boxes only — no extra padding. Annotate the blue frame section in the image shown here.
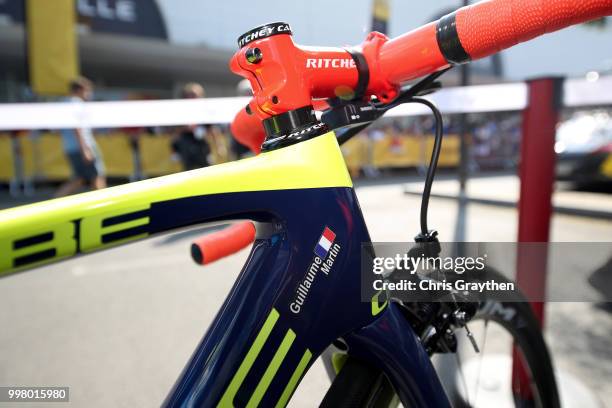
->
[144,186,450,407]
[344,302,452,407]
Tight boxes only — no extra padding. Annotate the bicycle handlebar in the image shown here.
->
[230,0,612,151]
[190,222,256,265]
[458,0,610,59]
[216,0,611,266]
[381,0,612,85]
[231,107,265,154]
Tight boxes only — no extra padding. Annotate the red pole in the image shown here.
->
[516,77,562,322]
[513,77,562,399]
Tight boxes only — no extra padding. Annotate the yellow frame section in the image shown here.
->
[0,132,351,275]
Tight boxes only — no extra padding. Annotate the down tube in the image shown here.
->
[164,187,378,407]
[345,303,452,407]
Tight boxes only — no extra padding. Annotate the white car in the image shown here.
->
[555,111,612,184]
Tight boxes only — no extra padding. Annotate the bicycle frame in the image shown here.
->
[0,132,449,407]
[5,0,612,404]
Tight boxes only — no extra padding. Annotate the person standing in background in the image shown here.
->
[172,83,216,170]
[55,77,106,197]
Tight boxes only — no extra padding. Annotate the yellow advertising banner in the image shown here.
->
[371,0,390,34]
[26,0,79,96]
[373,0,390,20]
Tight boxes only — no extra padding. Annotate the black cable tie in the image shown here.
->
[344,47,370,101]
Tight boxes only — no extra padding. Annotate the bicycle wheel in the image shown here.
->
[446,301,560,408]
[320,273,560,408]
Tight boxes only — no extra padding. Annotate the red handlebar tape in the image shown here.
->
[191,222,256,265]
[455,0,612,61]
[381,0,612,84]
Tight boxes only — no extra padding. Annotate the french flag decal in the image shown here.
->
[314,227,336,259]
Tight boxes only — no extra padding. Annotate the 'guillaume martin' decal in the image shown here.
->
[290,227,341,314]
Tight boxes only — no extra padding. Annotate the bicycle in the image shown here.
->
[2,0,611,406]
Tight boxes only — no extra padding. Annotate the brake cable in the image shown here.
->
[326,70,486,354]
[324,67,451,238]
[407,97,443,237]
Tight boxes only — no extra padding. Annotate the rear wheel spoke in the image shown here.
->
[472,319,489,404]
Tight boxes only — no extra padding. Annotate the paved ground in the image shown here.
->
[404,174,612,218]
[0,178,611,407]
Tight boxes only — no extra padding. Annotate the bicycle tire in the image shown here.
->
[457,268,561,408]
[320,270,560,408]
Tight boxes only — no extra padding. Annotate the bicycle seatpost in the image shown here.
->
[229,0,612,152]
